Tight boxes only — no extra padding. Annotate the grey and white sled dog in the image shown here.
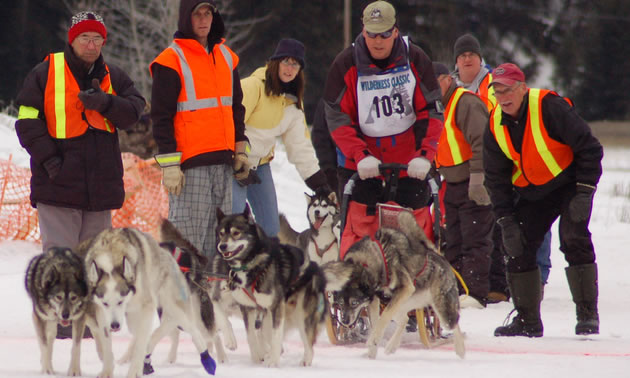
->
[155,219,229,365]
[323,211,465,359]
[76,227,217,377]
[25,246,104,376]
[278,188,340,265]
[216,204,328,367]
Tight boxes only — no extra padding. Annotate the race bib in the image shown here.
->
[357,55,416,137]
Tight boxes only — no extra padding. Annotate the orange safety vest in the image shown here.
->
[436,87,473,167]
[151,38,238,163]
[489,88,574,187]
[478,72,496,112]
[44,52,116,139]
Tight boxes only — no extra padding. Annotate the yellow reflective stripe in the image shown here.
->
[17,106,39,120]
[52,53,66,139]
[444,88,466,165]
[154,152,182,167]
[492,107,523,184]
[104,119,113,132]
[529,89,562,176]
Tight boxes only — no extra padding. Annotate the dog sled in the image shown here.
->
[326,163,446,348]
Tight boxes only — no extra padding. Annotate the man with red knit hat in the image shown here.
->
[15,10,145,339]
[484,62,603,338]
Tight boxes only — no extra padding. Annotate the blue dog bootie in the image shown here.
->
[200,350,216,375]
[143,354,155,375]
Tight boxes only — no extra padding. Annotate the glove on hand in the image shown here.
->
[357,156,381,180]
[235,169,261,187]
[42,156,62,179]
[569,183,596,222]
[162,165,185,196]
[407,157,431,180]
[78,78,110,113]
[468,172,491,206]
[233,141,250,181]
[497,215,525,258]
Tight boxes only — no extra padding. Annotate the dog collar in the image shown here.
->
[310,236,336,257]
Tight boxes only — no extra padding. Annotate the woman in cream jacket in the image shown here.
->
[233,38,328,236]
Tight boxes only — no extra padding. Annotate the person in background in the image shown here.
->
[484,63,603,337]
[233,38,329,237]
[15,11,145,339]
[150,0,247,259]
[452,33,552,303]
[433,62,493,309]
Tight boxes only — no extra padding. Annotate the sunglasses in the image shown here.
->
[366,27,395,39]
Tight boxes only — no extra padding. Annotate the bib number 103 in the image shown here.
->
[372,93,404,118]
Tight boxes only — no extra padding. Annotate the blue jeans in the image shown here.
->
[537,230,552,285]
[232,164,279,237]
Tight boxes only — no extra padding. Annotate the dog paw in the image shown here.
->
[96,369,113,378]
[224,335,237,351]
[67,366,81,376]
[300,358,313,367]
[367,345,378,359]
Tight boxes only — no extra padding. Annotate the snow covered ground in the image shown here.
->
[1,115,629,377]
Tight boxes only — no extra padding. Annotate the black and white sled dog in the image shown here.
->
[216,205,328,367]
[156,219,228,365]
[76,227,217,377]
[278,187,340,265]
[25,246,102,376]
[323,211,465,359]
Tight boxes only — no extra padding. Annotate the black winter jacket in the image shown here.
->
[483,90,603,218]
[15,44,145,210]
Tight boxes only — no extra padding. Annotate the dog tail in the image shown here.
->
[397,211,436,252]
[278,213,299,246]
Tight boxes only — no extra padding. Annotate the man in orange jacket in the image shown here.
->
[151,1,248,260]
[484,63,603,337]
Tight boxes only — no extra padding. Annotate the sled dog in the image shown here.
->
[323,211,465,359]
[278,188,340,265]
[76,227,217,377]
[25,247,101,376]
[216,204,328,367]
[156,219,228,364]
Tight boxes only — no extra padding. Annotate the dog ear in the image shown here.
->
[216,207,225,222]
[41,265,59,291]
[88,261,100,286]
[321,261,353,291]
[304,192,313,205]
[328,191,339,208]
[122,256,135,282]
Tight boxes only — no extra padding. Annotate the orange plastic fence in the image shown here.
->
[0,152,168,242]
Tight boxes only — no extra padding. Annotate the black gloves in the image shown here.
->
[497,215,525,258]
[78,78,111,113]
[235,169,261,187]
[569,183,596,222]
[42,156,62,179]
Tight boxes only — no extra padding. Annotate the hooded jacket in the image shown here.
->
[151,0,247,170]
[15,44,145,210]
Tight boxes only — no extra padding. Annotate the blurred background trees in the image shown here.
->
[2,0,629,124]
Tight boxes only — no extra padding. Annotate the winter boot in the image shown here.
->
[566,263,599,335]
[494,269,543,337]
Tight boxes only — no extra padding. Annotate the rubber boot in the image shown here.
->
[566,263,599,335]
[494,269,543,337]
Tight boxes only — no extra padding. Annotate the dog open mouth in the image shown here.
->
[313,214,328,230]
[59,319,71,327]
[222,245,244,259]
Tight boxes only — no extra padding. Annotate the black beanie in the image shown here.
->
[432,62,450,78]
[269,38,305,68]
[453,33,481,61]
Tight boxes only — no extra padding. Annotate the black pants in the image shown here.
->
[443,181,494,299]
[508,183,596,273]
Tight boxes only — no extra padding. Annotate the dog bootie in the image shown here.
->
[143,354,154,375]
[200,350,216,375]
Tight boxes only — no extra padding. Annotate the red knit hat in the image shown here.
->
[68,11,107,44]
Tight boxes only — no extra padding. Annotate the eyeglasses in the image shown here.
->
[457,52,478,60]
[493,82,522,96]
[366,27,394,39]
[280,58,301,69]
[76,35,105,47]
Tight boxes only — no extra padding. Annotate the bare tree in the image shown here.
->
[64,0,271,102]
